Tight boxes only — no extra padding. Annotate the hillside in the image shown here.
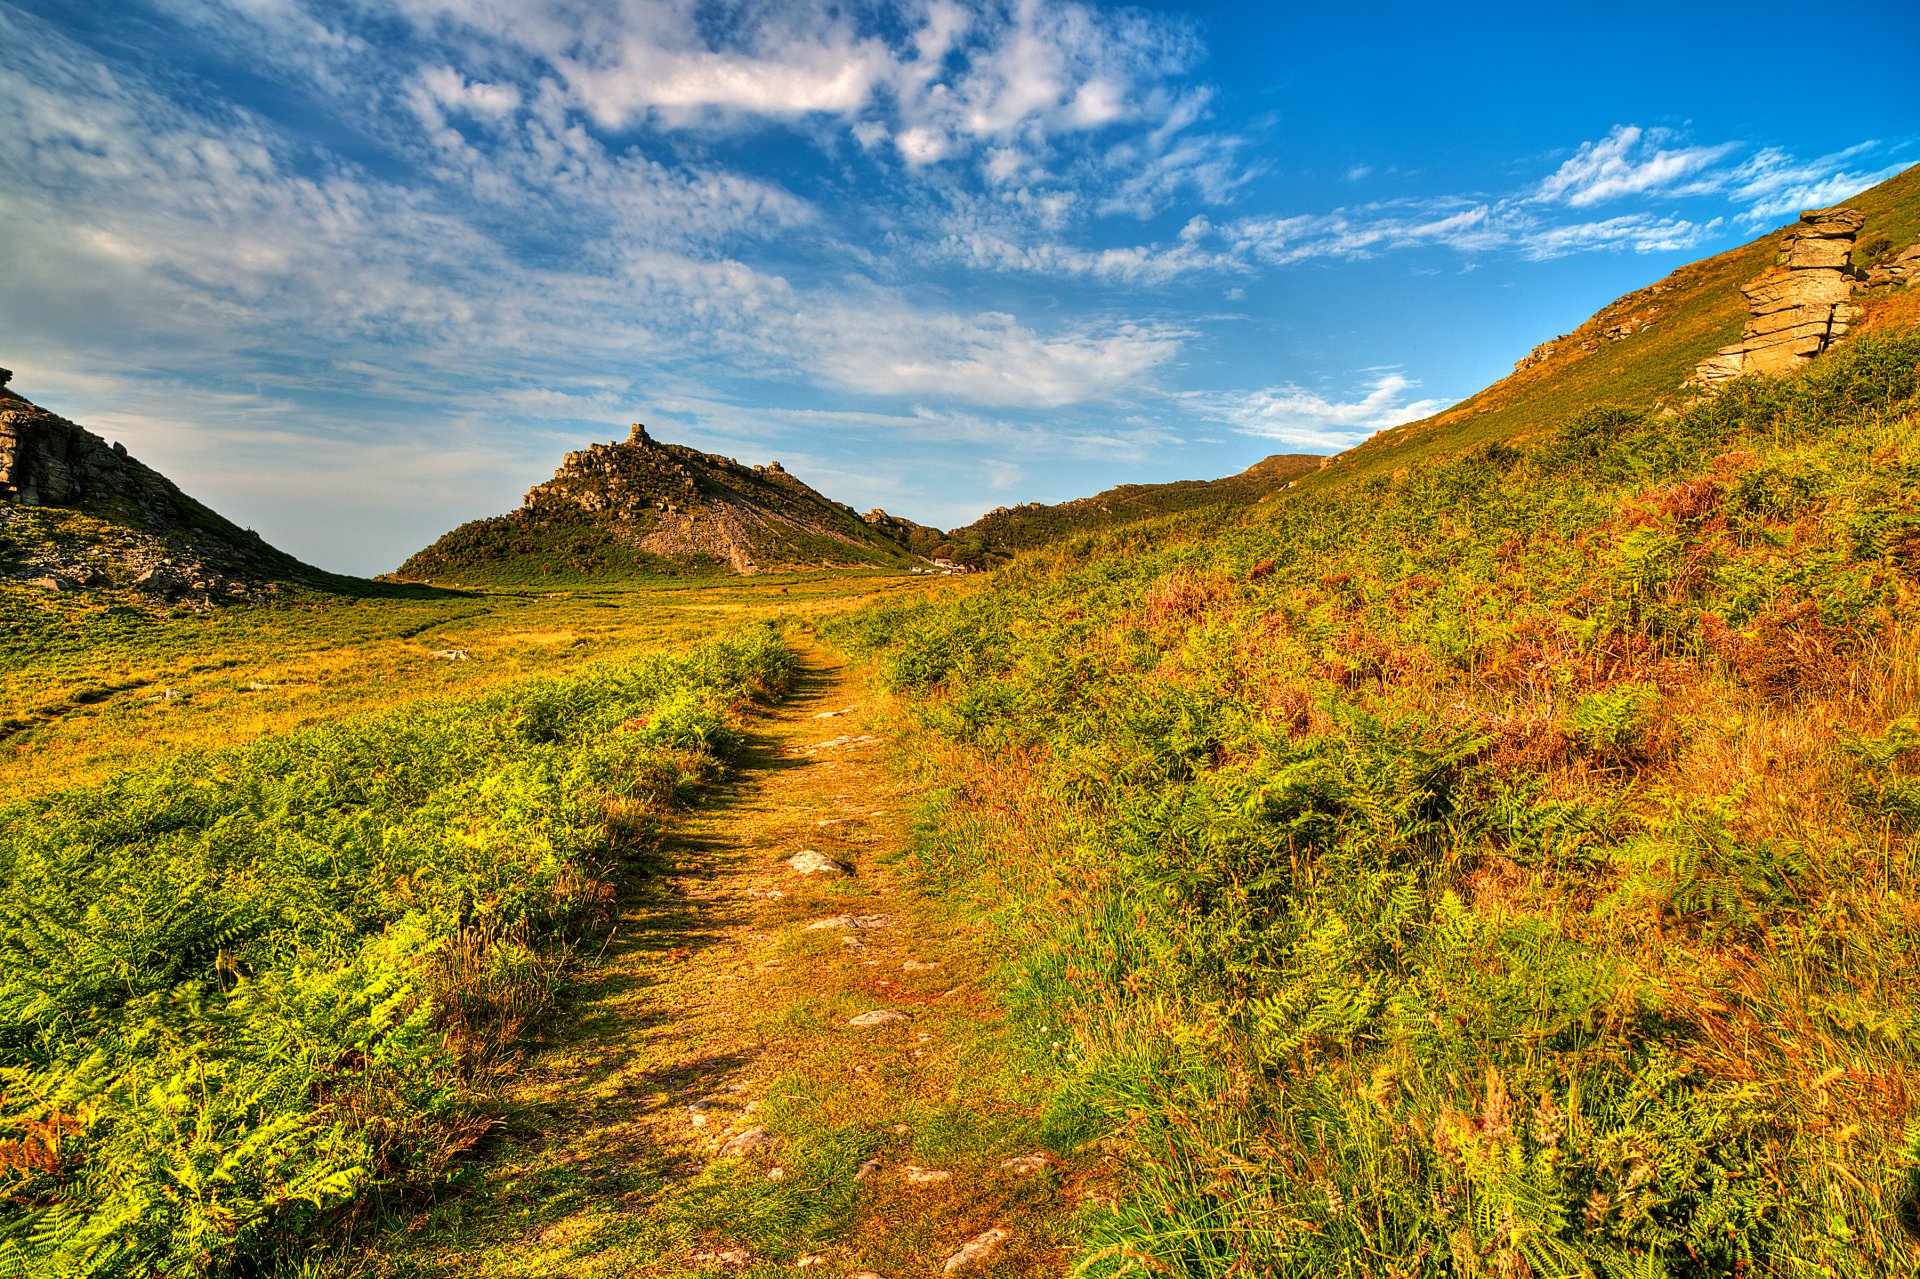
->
[831,324,1920,1276]
[943,451,1320,561]
[0,373,331,606]
[396,424,920,583]
[1308,162,1920,491]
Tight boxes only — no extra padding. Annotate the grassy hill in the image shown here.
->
[831,325,1920,1276]
[1306,162,1920,493]
[825,162,1920,1274]
[941,451,1321,563]
[396,426,917,584]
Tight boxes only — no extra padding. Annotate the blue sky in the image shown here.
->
[2,0,1916,575]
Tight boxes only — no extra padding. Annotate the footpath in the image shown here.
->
[366,643,1084,1278]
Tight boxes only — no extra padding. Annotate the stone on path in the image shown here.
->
[942,1228,1010,1272]
[803,913,897,931]
[716,1127,775,1158]
[784,850,851,876]
[903,1164,951,1185]
[810,707,856,718]
[690,1247,753,1269]
[797,733,878,754]
[847,1009,908,1027]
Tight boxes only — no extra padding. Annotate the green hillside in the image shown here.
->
[1309,163,1920,493]
[942,451,1321,562]
[831,326,1920,1275]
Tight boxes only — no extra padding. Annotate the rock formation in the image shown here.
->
[2,377,321,601]
[397,423,920,581]
[1863,241,1920,290]
[1690,209,1864,386]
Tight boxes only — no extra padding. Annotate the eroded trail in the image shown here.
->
[372,643,1080,1278]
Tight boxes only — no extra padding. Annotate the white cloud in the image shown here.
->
[1181,373,1445,449]
[1726,144,1910,221]
[1537,125,1737,207]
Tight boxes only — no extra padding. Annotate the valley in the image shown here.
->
[4,143,1920,1279]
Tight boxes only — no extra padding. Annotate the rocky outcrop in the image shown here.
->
[859,508,944,556]
[3,380,181,517]
[1690,208,1864,386]
[397,423,919,581]
[1863,242,1920,290]
[1,377,321,602]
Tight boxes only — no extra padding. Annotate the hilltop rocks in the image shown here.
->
[1691,208,1865,386]
[398,421,921,581]
[1864,242,1920,290]
[3,382,311,601]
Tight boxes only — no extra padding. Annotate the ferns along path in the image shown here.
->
[355,641,1080,1277]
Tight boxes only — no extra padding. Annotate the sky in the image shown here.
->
[2,0,1917,575]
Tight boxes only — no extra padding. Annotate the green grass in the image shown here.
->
[0,570,933,800]
[0,626,795,1277]
[828,328,1920,1277]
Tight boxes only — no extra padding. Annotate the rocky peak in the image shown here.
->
[2,384,166,514]
[1690,208,1865,386]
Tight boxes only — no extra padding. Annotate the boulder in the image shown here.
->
[784,850,851,876]
[1690,207,1866,387]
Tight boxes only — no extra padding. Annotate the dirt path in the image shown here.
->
[367,643,1081,1278]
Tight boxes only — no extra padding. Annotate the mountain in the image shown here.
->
[396,424,919,583]
[940,451,1321,563]
[1,373,327,604]
[1308,162,1920,492]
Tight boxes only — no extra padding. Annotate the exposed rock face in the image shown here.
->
[4,392,173,514]
[398,423,918,580]
[1864,241,1920,290]
[1691,208,1865,386]
[2,381,317,602]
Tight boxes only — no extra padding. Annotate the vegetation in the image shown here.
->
[943,452,1320,559]
[829,329,1920,1276]
[0,626,795,1276]
[0,572,922,801]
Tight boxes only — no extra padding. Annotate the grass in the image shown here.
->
[827,327,1920,1276]
[0,623,802,1276]
[322,646,1090,1279]
[0,570,927,800]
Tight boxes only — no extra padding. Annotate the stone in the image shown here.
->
[1864,242,1920,289]
[903,1165,950,1185]
[902,959,942,971]
[794,1255,824,1268]
[716,1127,775,1158]
[26,575,69,592]
[1690,207,1866,388]
[803,914,897,931]
[853,1158,882,1181]
[1784,236,1851,270]
[689,1247,753,1269]
[847,1009,909,1027]
[941,1228,1010,1272]
[765,1166,786,1181]
[999,1153,1053,1175]
[848,1273,885,1279]
[430,649,471,660]
[785,851,851,876]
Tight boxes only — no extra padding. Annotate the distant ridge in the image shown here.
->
[395,424,919,583]
[941,451,1321,563]
[1,372,329,604]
